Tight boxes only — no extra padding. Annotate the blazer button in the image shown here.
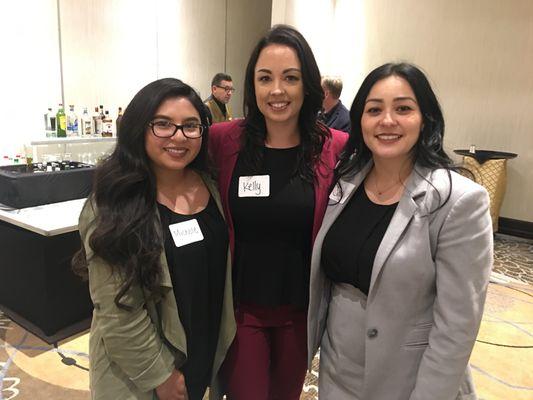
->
[367,328,378,338]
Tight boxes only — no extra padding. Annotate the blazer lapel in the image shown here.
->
[319,161,373,235]
[368,167,430,300]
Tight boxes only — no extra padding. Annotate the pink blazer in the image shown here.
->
[208,119,348,258]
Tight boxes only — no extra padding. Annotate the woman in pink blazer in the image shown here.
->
[209,25,347,400]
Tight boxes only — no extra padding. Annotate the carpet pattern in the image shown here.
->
[1,234,532,400]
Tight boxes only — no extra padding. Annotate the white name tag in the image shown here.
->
[329,181,355,204]
[169,219,204,247]
[238,175,270,197]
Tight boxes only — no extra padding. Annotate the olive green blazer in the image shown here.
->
[79,173,236,400]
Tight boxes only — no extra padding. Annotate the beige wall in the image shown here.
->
[0,0,62,154]
[0,0,271,153]
[227,0,273,116]
[273,0,533,222]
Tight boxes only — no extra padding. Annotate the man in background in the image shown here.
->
[319,76,350,134]
[204,73,234,124]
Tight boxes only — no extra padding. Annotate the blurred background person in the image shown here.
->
[319,76,351,134]
[204,73,235,124]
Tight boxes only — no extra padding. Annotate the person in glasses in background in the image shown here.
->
[73,78,235,400]
[205,73,235,124]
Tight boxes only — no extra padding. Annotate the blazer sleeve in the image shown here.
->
[80,201,176,393]
[409,184,493,400]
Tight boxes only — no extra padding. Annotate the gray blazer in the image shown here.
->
[308,162,493,400]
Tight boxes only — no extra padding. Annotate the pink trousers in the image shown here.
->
[223,304,308,400]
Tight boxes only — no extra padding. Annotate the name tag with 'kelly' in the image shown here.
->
[238,175,270,197]
[169,219,204,247]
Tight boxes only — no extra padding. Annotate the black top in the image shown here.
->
[213,97,227,117]
[157,196,228,399]
[321,184,398,296]
[229,146,315,308]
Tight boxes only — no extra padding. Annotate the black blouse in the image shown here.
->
[321,184,398,296]
[229,146,315,308]
[157,196,228,399]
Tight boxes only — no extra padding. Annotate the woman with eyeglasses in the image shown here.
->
[307,63,493,399]
[209,25,348,399]
[73,78,235,400]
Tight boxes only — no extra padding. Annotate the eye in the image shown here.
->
[182,123,199,133]
[396,105,413,113]
[285,75,300,82]
[365,107,381,115]
[153,120,172,128]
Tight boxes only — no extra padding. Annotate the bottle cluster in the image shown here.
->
[0,161,92,174]
[44,104,123,138]
[0,154,31,166]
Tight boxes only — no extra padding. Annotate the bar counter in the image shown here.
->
[0,198,92,344]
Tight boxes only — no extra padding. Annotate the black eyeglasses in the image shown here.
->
[215,85,236,93]
[149,120,205,139]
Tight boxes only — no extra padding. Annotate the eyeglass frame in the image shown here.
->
[148,121,206,139]
[214,85,236,93]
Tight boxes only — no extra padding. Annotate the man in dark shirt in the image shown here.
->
[204,73,234,124]
[319,76,351,134]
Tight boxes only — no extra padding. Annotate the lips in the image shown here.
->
[268,101,289,110]
[376,134,401,141]
[164,147,188,157]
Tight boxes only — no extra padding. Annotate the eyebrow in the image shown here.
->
[152,115,200,122]
[365,96,418,104]
[256,67,301,74]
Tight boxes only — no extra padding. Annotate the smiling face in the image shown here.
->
[361,75,423,165]
[144,97,203,177]
[254,44,304,131]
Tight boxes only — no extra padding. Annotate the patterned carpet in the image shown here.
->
[1,234,532,400]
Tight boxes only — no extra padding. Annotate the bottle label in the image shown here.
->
[82,120,92,136]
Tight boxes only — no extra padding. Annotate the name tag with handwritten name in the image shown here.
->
[169,219,204,247]
[238,175,270,197]
[329,181,355,204]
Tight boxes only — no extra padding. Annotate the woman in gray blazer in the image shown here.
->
[307,63,493,400]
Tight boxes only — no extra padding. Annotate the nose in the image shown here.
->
[171,127,188,141]
[270,78,284,95]
[380,111,397,126]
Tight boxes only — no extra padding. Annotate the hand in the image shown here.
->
[155,369,188,400]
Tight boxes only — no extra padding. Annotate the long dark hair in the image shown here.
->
[334,63,461,209]
[337,62,453,177]
[73,78,210,309]
[241,24,329,182]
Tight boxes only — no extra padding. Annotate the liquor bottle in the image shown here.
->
[102,110,113,137]
[116,107,123,136]
[44,107,57,137]
[56,104,66,137]
[92,106,102,136]
[66,105,79,136]
[80,107,93,136]
[99,105,106,135]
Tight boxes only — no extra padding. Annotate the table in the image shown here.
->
[454,150,518,232]
[0,199,92,344]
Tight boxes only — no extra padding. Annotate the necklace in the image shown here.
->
[372,176,402,196]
